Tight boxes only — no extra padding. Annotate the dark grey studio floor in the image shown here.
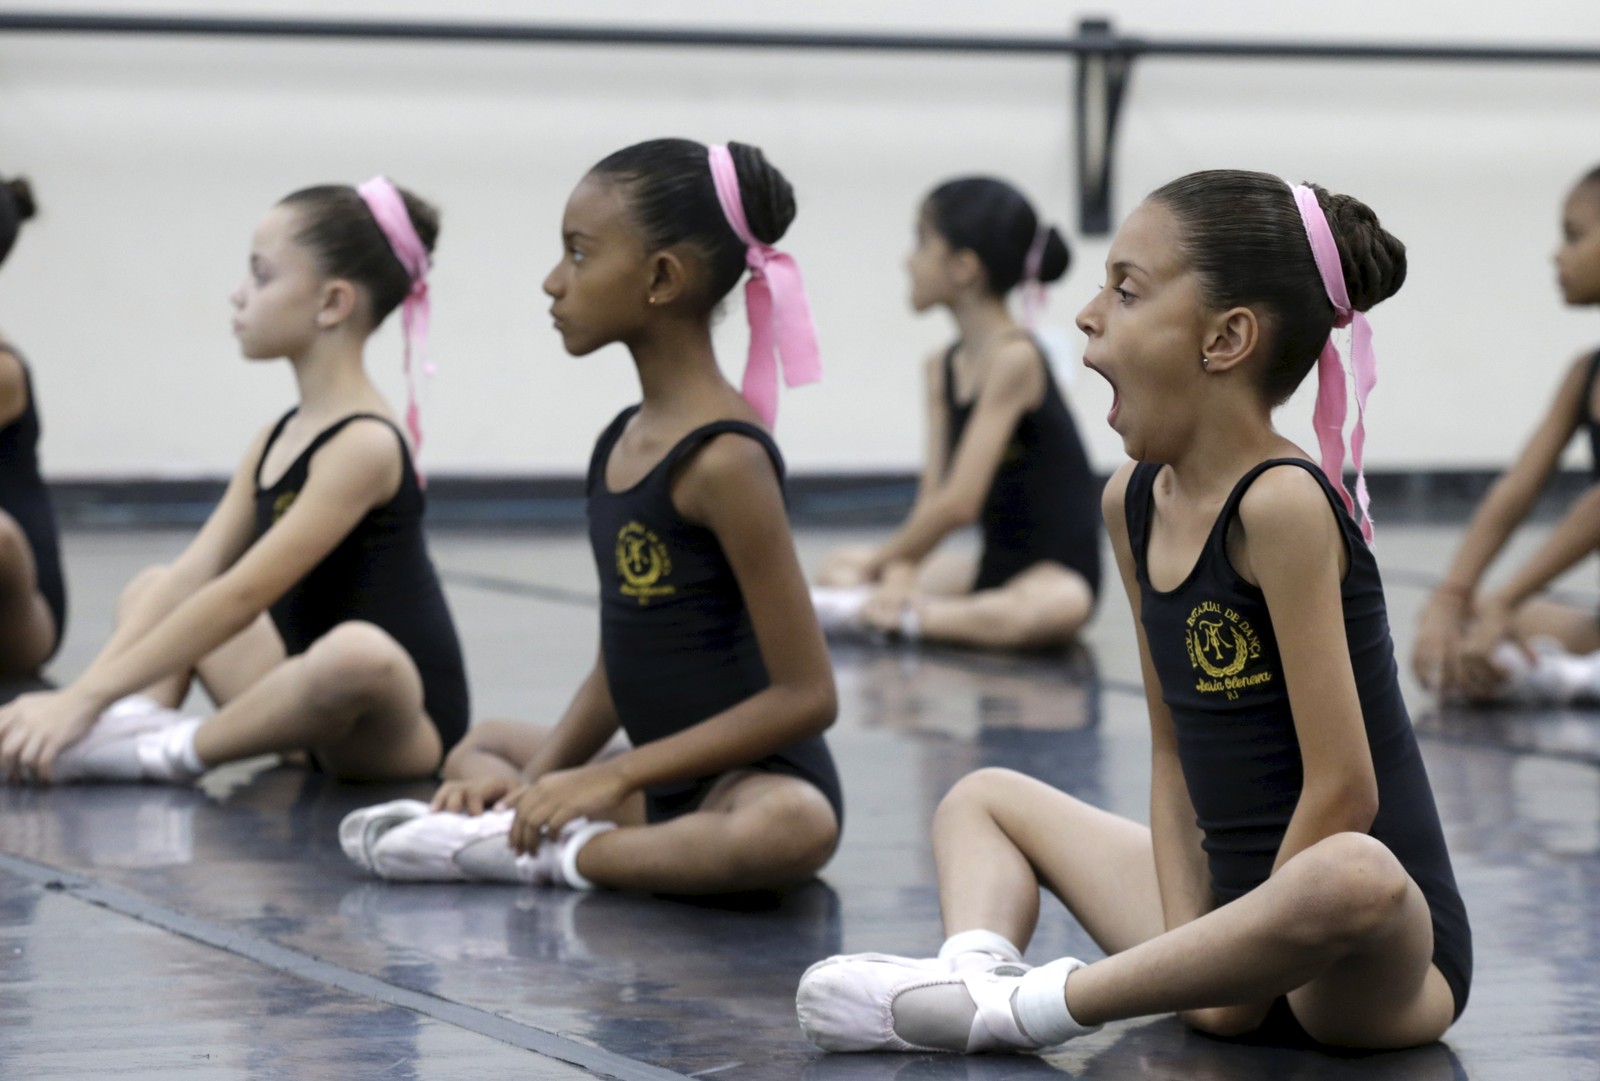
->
[2,524,1598,1080]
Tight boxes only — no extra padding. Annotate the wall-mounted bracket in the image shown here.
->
[1074,18,1135,237]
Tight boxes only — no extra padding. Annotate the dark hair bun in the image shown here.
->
[1306,182,1405,312]
[1037,225,1070,283]
[4,177,35,221]
[728,141,796,246]
[398,186,440,255]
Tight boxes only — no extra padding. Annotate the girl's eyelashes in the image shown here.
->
[1113,286,1135,304]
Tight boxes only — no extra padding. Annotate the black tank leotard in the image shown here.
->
[1125,458,1472,1020]
[1581,349,1600,478]
[943,342,1101,596]
[253,410,470,752]
[0,349,65,655]
[586,406,843,825]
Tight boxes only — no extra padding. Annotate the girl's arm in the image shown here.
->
[866,339,1045,577]
[1457,482,1600,694]
[0,420,404,778]
[1103,464,1212,931]
[436,653,622,814]
[1414,355,1589,689]
[506,432,837,844]
[0,347,27,428]
[1237,467,1379,870]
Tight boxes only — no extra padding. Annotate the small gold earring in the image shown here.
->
[647,296,658,306]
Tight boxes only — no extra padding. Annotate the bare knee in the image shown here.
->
[1283,833,1411,947]
[935,767,1030,828]
[442,718,527,776]
[117,563,172,619]
[0,513,25,565]
[301,621,413,717]
[728,783,839,884]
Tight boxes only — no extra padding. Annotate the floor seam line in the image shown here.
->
[0,848,693,1081]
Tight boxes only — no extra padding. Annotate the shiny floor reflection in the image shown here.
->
[0,528,1595,1078]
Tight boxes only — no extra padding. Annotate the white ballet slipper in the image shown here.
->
[338,799,433,873]
[797,954,1092,1054]
[811,586,873,633]
[51,696,201,784]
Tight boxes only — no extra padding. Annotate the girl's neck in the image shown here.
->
[1161,393,1296,502]
[947,292,1018,356]
[286,336,382,421]
[628,317,734,420]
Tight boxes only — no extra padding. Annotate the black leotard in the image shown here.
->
[0,349,65,654]
[586,406,843,825]
[1125,458,1472,1020]
[943,342,1101,596]
[1581,349,1600,477]
[252,410,469,752]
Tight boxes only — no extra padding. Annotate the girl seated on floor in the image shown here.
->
[812,177,1100,650]
[340,138,842,895]
[797,170,1471,1054]
[1413,163,1600,704]
[0,179,469,785]
[0,175,67,686]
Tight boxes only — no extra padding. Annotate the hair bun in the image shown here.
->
[1307,183,1405,312]
[1037,225,1071,284]
[727,141,796,246]
[4,178,36,222]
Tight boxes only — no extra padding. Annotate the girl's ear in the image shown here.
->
[1199,306,1260,374]
[948,247,985,292]
[646,249,691,307]
[317,279,359,330]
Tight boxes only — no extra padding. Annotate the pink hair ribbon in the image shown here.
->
[356,176,433,469]
[706,145,821,427]
[1018,225,1050,329]
[1293,184,1376,544]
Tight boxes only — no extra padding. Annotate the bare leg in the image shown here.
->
[0,511,58,677]
[915,551,978,598]
[931,768,1454,1049]
[917,563,1094,650]
[815,544,879,588]
[1511,596,1600,654]
[191,621,440,781]
[933,768,1164,954]
[577,771,839,894]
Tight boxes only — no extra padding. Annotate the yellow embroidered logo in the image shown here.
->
[1184,600,1271,700]
[272,491,297,522]
[615,521,676,605]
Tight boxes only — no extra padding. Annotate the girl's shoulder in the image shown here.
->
[1233,460,1347,553]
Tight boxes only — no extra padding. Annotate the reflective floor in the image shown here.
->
[1,526,1596,1079]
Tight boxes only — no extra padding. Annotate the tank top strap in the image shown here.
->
[586,406,641,496]
[941,343,961,413]
[1122,461,1162,571]
[1583,349,1600,407]
[663,419,786,486]
[254,409,300,487]
[1214,457,1361,559]
[257,411,411,490]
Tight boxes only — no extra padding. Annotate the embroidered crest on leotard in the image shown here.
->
[272,491,297,522]
[615,521,675,605]
[1184,600,1271,700]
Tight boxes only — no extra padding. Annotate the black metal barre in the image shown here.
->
[3,12,1597,234]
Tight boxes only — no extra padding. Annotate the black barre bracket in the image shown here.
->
[1075,19,1135,236]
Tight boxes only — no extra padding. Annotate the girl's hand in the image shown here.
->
[1412,589,1470,694]
[0,689,102,783]
[504,763,633,854]
[815,548,876,588]
[430,776,517,816]
[861,562,917,633]
[1457,593,1518,699]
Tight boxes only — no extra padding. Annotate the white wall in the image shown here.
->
[2,0,1598,479]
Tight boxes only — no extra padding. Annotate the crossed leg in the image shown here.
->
[929,768,1455,1049]
[0,511,58,678]
[439,720,839,893]
[115,564,441,781]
